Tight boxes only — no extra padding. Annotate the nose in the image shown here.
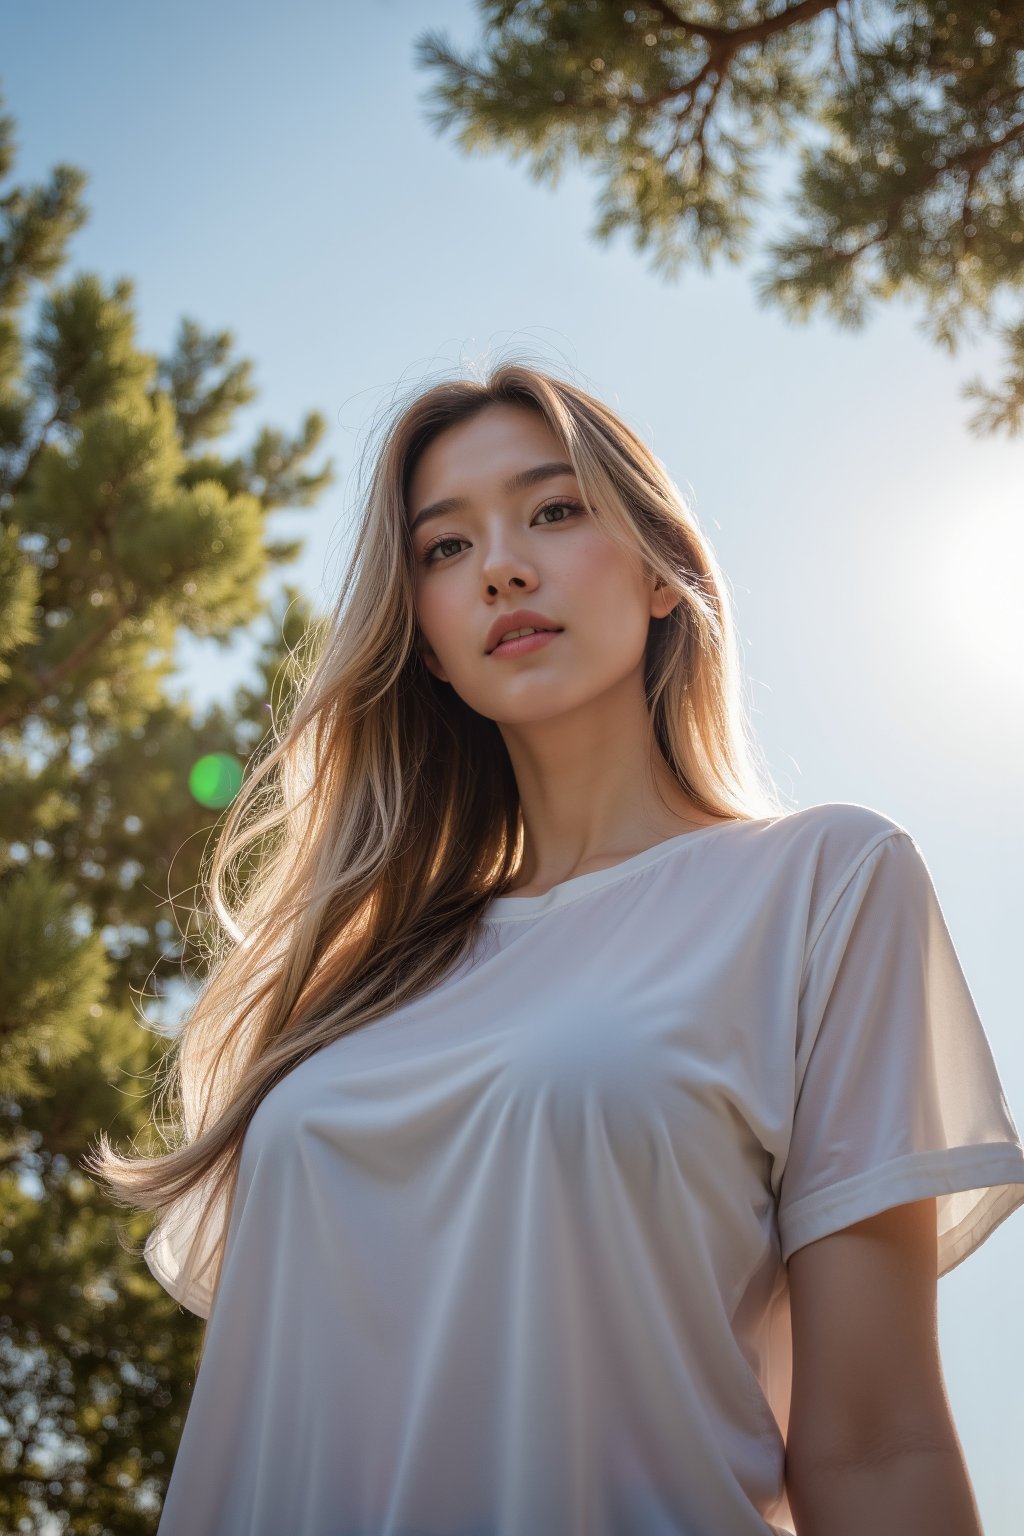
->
[479,538,538,589]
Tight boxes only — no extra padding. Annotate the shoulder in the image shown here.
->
[777,799,909,846]
[765,802,922,940]
[773,800,912,874]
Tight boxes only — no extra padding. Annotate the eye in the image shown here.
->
[534,497,583,527]
[419,498,586,565]
[420,532,467,565]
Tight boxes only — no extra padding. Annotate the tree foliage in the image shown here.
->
[415,0,1024,436]
[0,86,334,1531]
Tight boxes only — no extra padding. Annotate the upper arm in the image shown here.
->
[785,1196,960,1472]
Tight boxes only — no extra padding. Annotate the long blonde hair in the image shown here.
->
[84,361,790,1344]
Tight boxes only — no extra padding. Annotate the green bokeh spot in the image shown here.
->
[189,752,244,809]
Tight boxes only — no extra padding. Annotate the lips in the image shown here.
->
[485,609,563,654]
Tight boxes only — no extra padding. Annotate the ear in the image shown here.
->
[650,576,682,623]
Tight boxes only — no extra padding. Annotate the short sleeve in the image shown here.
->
[143,1171,231,1320]
[778,829,1024,1276]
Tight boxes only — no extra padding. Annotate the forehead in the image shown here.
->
[407,404,568,504]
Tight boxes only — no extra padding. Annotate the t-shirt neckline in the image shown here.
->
[484,815,775,921]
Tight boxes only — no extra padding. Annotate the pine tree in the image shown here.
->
[415,0,1024,436]
[0,85,334,1531]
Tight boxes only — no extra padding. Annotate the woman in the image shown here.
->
[86,363,1024,1535]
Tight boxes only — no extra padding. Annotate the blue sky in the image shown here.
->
[5,1,1023,1526]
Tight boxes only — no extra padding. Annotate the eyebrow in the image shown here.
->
[408,460,578,538]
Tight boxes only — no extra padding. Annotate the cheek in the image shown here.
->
[563,542,651,638]
[414,580,483,680]
[413,579,450,650]
[560,527,640,589]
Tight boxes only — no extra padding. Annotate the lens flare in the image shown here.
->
[189,752,244,809]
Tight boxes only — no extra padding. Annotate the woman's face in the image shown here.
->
[408,403,675,726]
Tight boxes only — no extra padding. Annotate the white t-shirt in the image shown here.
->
[146,801,1024,1536]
